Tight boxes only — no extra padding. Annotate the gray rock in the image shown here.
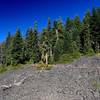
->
[0,56,100,100]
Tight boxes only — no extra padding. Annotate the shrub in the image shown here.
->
[55,52,81,64]
[86,49,95,56]
[11,64,23,70]
[36,61,52,70]
[0,65,7,73]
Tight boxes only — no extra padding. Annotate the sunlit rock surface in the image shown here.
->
[0,56,100,100]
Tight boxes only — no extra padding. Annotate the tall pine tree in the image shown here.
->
[81,11,92,54]
[26,22,40,63]
[5,32,12,65]
[90,8,99,53]
[10,29,23,65]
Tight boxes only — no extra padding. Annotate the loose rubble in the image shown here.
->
[0,56,100,100]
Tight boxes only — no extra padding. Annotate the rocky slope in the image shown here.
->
[0,56,100,100]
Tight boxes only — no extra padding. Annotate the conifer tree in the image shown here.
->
[0,43,5,64]
[64,17,74,53]
[72,16,81,52]
[81,11,92,54]
[10,29,23,65]
[53,19,64,61]
[90,8,99,53]
[26,28,35,62]
[97,8,100,50]
[47,18,54,63]
[1,7,100,66]
[33,22,41,63]
[26,22,40,63]
[5,32,12,65]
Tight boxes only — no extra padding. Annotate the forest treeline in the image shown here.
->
[0,7,100,66]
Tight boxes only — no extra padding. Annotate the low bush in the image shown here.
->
[85,49,95,56]
[11,64,23,70]
[36,61,52,70]
[55,52,81,64]
[0,65,7,73]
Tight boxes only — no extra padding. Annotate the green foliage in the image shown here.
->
[54,39,64,61]
[0,65,7,73]
[72,16,81,51]
[36,61,52,70]
[85,49,95,56]
[25,26,41,63]
[90,8,100,53]
[0,7,100,68]
[53,19,64,61]
[0,64,24,73]
[5,32,12,65]
[10,29,23,65]
[65,17,73,32]
[63,32,72,52]
[55,52,81,64]
[10,64,24,70]
[0,43,5,64]
[81,11,92,54]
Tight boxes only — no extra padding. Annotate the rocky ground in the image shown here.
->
[0,56,100,100]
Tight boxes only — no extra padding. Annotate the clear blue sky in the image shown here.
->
[0,0,100,43]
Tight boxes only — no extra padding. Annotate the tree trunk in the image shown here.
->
[56,29,59,41]
[50,48,53,62]
[45,53,48,65]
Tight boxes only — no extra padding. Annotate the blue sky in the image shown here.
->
[0,0,100,42]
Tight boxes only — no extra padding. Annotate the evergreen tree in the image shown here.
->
[1,7,100,66]
[21,39,27,63]
[53,19,64,61]
[81,11,92,54]
[47,18,51,31]
[33,22,41,63]
[26,22,40,63]
[47,18,54,63]
[26,28,35,62]
[10,29,23,65]
[0,43,5,64]
[72,16,81,52]
[0,44,2,64]
[5,32,12,65]
[65,17,73,32]
[97,7,100,50]
[90,8,99,53]
[64,17,74,53]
